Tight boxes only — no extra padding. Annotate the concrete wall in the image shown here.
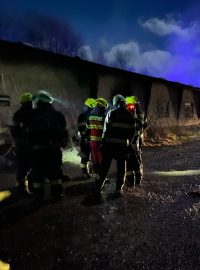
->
[97,69,131,100]
[0,57,94,134]
[147,82,177,127]
[178,88,199,125]
[0,40,200,145]
[129,77,151,115]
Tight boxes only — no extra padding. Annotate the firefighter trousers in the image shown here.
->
[126,146,143,186]
[95,145,126,192]
[80,138,90,174]
[89,141,102,175]
[29,146,63,200]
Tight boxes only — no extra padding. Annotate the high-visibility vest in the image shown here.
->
[87,107,106,142]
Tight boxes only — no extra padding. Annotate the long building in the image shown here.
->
[0,39,200,141]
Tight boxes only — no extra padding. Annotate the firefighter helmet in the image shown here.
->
[20,92,32,104]
[96,97,108,107]
[33,90,54,104]
[112,94,125,107]
[125,96,138,105]
[85,98,96,108]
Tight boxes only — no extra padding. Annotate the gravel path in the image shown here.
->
[1,140,200,270]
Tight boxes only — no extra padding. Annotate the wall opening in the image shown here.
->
[157,100,169,118]
[184,102,194,118]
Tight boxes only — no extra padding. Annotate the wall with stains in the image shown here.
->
[0,40,200,145]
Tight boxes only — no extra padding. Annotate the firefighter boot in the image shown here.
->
[93,175,105,194]
[125,171,136,189]
[135,169,143,186]
[50,180,64,200]
[81,163,91,179]
[17,181,26,195]
[32,182,45,203]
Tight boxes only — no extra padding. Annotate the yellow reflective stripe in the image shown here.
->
[88,124,104,129]
[81,164,87,168]
[0,260,10,270]
[89,116,103,121]
[111,122,134,129]
[125,171,133,176]
[51,179,62,185]
[105,138,128,144]
[78,122,86,127]
[90,136,102,141]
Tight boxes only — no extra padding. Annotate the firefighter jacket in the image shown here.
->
[11,103,34,146]
[77,107,92,138]
[102,106,138,146]
[30,103,68,148]
[87,106,106,142]
[135,103,147,131]
[126,103,147,143]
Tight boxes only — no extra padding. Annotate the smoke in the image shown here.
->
[139,16,200,40]
[103,42,140,69]
[137,15,200,86]
[163,20,200,86]
[77,45,93,61]
[76,13,200,87]
[103,41,172,75]
[101,15,200,87]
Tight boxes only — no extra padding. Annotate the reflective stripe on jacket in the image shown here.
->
[87,106,106,142]
[78,108,92,137]
[103,106,138,146]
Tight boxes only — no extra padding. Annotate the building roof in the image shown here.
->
[0,39,199,92]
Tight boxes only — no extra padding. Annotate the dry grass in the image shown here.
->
[144,125,200,147]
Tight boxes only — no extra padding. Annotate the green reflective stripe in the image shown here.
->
[33,183,44,188]
[105,138,128,144]
[51,179,62,185]
[78,122,86,127]
[111,122,134,129]
[89,116,103,121]
[81,164,87,168]
[90,136,102,141]
[88,124,104,129]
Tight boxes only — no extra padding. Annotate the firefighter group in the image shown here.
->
[11,90,147,202]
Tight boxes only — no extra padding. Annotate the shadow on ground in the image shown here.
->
[0,191,38,228]
[64,180,95,196]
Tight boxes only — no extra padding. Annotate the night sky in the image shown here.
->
[1,0,200,87]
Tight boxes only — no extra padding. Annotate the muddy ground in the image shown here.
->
[1,139,200,270]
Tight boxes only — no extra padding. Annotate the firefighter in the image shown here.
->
[11,92,34,195]
[29,90,68,201]
[87,97,108,178]
[94,94,138,197]
[125,96,147,186]
[77,98,96,179]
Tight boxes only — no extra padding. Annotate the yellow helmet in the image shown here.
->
[20,92,32,104]
[96,97,108,107]
[125,96,138,105]
[85,98,96,108]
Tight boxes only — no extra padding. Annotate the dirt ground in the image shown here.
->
[1,139,200,270]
